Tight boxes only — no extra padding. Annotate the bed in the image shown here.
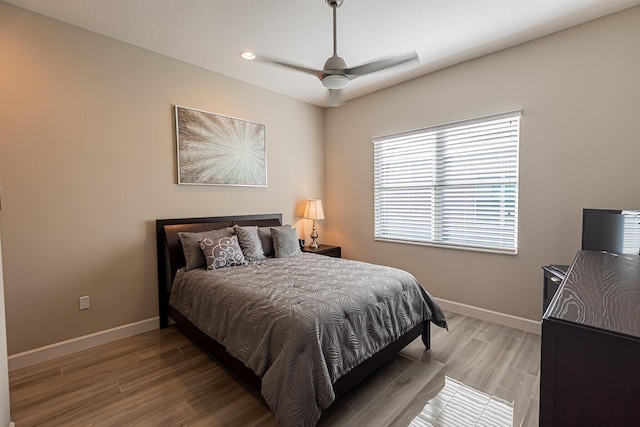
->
[156,214,447,426]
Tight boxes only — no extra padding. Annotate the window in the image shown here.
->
[373,110,521,254]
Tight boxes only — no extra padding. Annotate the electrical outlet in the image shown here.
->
[79,295,90,310]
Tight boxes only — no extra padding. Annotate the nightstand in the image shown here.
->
[301,244,341,258]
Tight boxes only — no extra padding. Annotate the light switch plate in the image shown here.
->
[79,295,90,310]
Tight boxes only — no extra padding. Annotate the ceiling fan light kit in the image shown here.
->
[322,74,350,89]
[245,0,417,106]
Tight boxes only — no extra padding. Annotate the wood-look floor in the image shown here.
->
[9,311,540,426]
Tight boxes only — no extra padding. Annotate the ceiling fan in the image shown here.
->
[243,0,418,106]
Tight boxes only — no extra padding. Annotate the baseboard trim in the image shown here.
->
[8,317,159,371]
[7,301,539,370]
[434,298,541,335]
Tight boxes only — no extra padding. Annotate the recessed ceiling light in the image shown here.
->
[240,51,256,60]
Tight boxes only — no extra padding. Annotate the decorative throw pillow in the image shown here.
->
[199,235,248,270]
[233,225,266,262]
[259,225,292,257]
[271,227,302,258]
[179,227,234,271]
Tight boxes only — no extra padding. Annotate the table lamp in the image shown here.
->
[303,199,325,249]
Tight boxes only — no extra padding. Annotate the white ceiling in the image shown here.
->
[5,0,640,107]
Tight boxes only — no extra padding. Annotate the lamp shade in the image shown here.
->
[303,199,325,220]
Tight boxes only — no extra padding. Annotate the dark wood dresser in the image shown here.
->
[540,250,640,426]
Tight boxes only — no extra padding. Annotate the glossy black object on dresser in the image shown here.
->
[541,265,569,314]
[540,250,640,426]
[301,244,341,258]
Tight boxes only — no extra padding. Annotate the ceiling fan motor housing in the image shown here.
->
[322,55,349,89]
[323,55,347,71]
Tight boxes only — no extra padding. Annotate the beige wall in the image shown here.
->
[325,6,640,321]
[0,3,325,354]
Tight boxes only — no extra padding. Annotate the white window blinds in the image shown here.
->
[373,110,521,254]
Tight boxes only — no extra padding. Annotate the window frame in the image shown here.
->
[372,110,521,255]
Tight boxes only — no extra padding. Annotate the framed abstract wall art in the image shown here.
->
[175,105,266,186]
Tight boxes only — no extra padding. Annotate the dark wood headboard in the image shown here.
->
[155,213,283,328]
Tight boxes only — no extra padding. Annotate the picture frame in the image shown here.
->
[175,105,267,186]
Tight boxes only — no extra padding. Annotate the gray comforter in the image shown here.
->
[169,253,446,426]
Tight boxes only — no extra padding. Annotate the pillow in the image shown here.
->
[199,235,248,270]
[179,227,234,271]
[259,225,292,257]
[233,225,266,262]
[271,227,302,258]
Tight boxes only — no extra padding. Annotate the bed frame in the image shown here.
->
[156,213,431,401]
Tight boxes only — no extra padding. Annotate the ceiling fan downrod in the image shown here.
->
[327,0,343,56]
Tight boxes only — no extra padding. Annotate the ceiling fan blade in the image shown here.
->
[343,51,418,77]
[254,54,324,80]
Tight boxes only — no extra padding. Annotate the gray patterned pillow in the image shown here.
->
[179,227,234,271]
[199,235,248,270]
[259,225,292,257]
[271,227,302,258]
[233,225,266,262]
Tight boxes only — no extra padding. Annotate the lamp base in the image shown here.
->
[309,220,319,249]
